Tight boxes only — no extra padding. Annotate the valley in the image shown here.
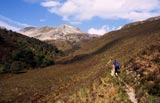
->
[0,16,160,103]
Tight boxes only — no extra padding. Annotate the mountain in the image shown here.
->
[1,16,160,103]
[19,24,84,40]
[0,28,63,73]
[19,24,98,52]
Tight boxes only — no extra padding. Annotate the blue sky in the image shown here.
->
[0,0,160,35]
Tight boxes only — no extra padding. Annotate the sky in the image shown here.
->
[0,0,160,35]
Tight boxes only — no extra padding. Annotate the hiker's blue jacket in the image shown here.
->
[113,61,120,68]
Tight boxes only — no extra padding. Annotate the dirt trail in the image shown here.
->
[111,69,138,103]
[125,85,138,103]
[118,76,138,103]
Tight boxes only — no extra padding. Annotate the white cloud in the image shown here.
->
[0,21,20,31]
[0,15,32,31]
[40,19,46,22]
[88,25,120,35]
[41,0,160,21]
[88,25,109,35]
[41,1,60,7]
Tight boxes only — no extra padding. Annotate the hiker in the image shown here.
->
[113,59,120,76]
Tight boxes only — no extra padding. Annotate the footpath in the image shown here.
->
[111,68,138,103]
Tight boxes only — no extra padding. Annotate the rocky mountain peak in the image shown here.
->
[56,24,84,35]
[19,24,86,41]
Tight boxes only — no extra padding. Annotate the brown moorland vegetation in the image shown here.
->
[0,17,160,103]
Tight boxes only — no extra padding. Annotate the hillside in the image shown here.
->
[121,43,160,102]
[0,16,160,103]
[0,28,63,73]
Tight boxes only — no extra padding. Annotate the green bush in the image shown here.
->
[41,57,54,67]
[12,48,36,67]
[10,61,27,73]
[35,55,44,66]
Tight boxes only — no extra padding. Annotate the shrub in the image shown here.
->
[41,57,54,67]
[10,61,27,73]
[34,55,44,66]
[12,48,36,67]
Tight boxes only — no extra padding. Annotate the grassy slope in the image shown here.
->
[0,18,160,102]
